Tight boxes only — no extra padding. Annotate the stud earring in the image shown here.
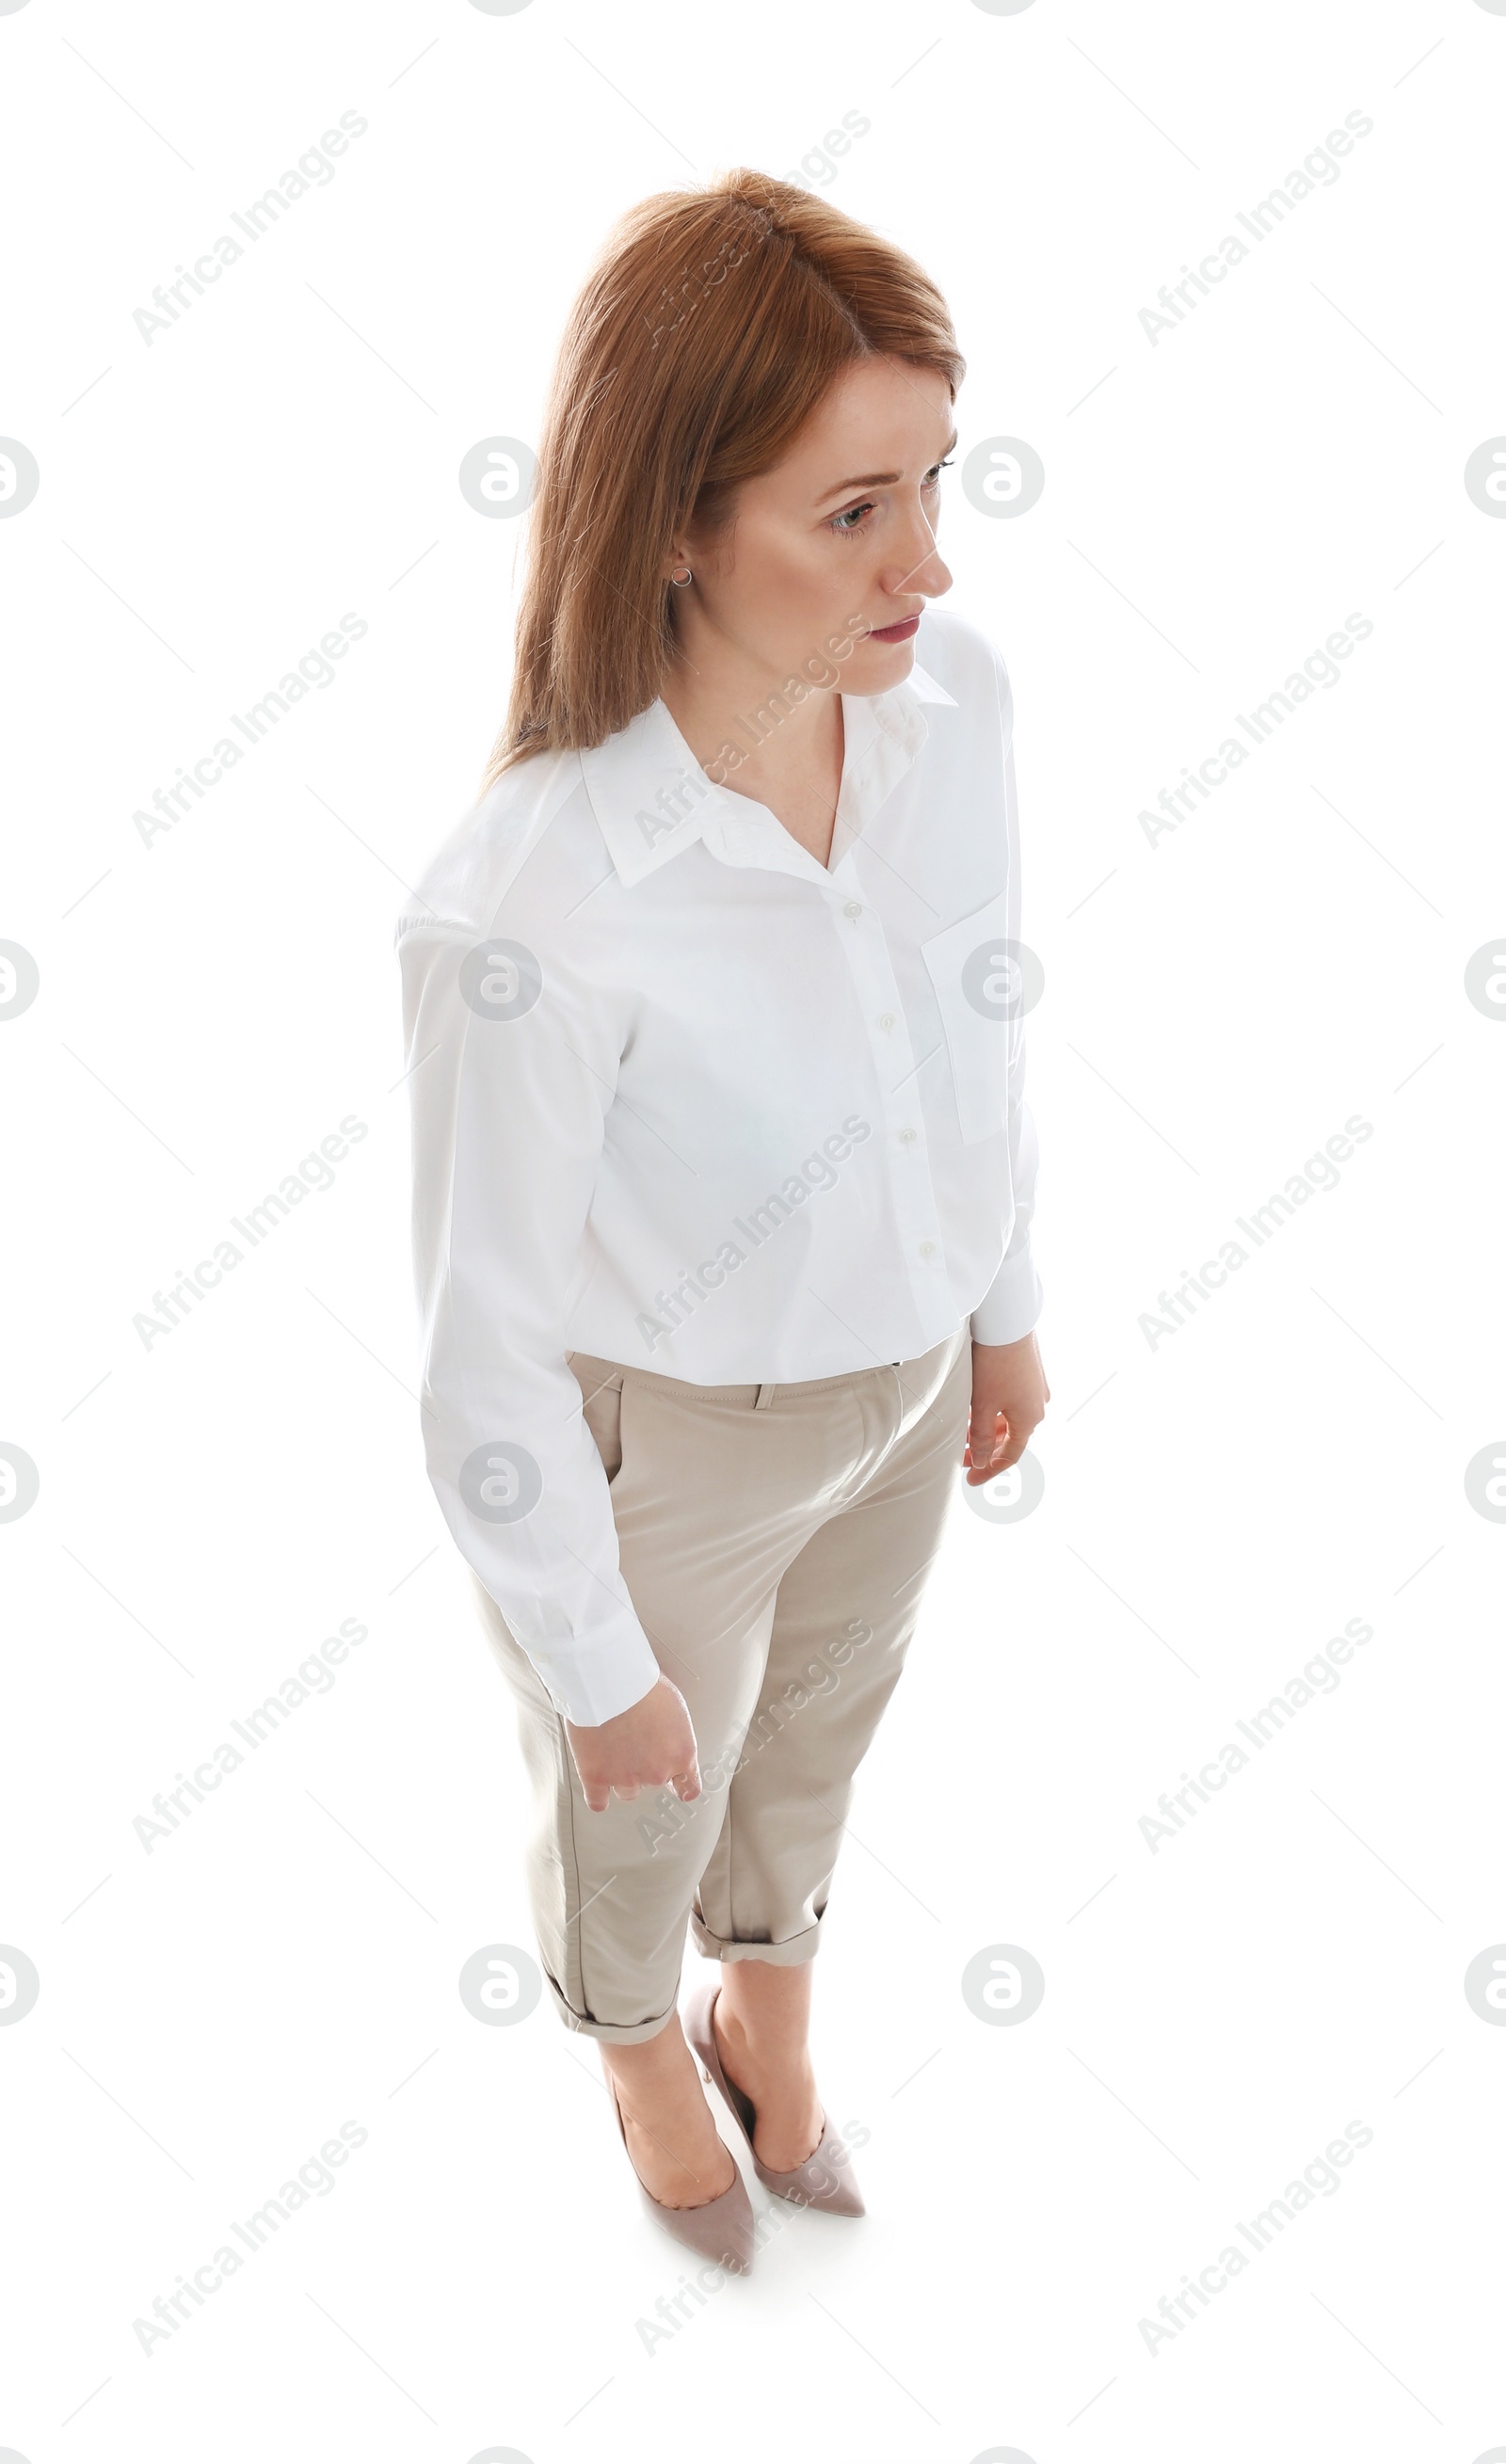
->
[670,565,693,586]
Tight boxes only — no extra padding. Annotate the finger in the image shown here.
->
[581,1779,610,1813]
[671,1765,702,1802]
[965,1419,1033,1481]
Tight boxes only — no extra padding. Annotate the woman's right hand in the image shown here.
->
[565,1674,702,1814]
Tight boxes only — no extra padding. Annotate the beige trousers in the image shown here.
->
[469,1322,973,2043]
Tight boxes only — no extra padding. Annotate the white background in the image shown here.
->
[3,1,1504,2458]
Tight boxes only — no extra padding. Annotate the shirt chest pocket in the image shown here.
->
[920,887,1018,1146]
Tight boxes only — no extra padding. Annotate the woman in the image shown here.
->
[396,168,1048,2273]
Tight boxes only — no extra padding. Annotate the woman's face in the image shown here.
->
[675,354,956,697]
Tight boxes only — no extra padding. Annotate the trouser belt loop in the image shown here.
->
[754,1383,777,1410]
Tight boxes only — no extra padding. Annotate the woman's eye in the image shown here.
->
[830,458,953,533]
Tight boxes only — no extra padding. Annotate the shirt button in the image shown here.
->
[919,1240,937,1258]
[898,1127,916,1145]
[877,1011,896,1031]
[843,901,862,921]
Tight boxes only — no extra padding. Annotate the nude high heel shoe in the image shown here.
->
[606,2072,758,2273]
[682,1974,866,2217]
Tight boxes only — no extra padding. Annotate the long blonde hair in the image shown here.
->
[480,168,964,793]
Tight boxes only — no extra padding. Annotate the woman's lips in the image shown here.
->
[866,614,921,642]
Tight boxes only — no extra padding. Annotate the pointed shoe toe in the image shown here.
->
[608,2075,757,2273]
[755,2111,866,2216]
[682,1974,866,2218]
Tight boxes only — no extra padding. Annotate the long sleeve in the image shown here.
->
[969,678,1045,1349]
[397,856,664,1729]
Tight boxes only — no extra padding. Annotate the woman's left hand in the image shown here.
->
[964,1332,1049,1484]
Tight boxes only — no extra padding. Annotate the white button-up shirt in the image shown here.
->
[396,606,1043,1724]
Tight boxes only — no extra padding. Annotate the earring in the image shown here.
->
[670,565,693,586]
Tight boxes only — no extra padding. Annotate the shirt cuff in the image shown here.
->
[519,1604,665,1729]
[969,1242,1044,1347]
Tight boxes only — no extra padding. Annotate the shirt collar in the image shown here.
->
[580,657,957,889]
